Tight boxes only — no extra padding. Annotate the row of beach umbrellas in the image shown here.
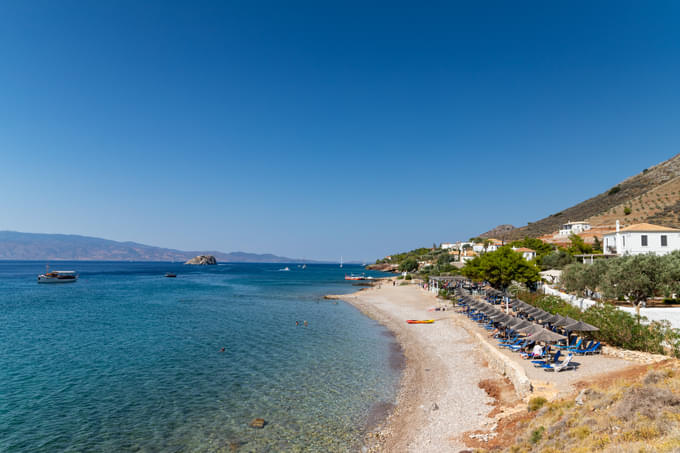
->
[457,289,598,344]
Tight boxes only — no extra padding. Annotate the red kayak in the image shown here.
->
[406,320,434,324]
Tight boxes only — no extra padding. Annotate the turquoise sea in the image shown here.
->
[0,262,400,452]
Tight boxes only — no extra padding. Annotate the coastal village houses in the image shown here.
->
[511,247,537,261]
[603,221,680,256]
[558,220,591,237]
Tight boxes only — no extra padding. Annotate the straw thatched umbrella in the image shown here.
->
[517,323,544,335]
[527,329,567,343]
[490,313,513,324]
[541,314,566,325]
[532,310,554,322]
[564,320,599,332]
[554,315,579,327]
[506,318,531,330]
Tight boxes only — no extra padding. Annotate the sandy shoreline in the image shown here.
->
[330,281,502,452]
[329,280,640,452]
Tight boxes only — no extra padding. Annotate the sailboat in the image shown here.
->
[340,256,343,268]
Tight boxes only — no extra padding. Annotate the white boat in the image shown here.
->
[340,256,343,268]
[279,267,290,271]
[38,266,77,283]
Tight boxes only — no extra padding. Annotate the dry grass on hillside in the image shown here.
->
[481,361,680,453]
[500,153,680,240]
[589,177,680,229]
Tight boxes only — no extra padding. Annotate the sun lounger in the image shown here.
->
[555,337,579,349]
[575,342,601,355]
[498,338,522,348]
[510,341,534,352]
[543,354,575,372]
[532,350,561,367]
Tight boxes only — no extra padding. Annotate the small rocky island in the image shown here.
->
[184,255,217,265]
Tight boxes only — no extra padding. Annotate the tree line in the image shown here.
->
[562,251,680,316]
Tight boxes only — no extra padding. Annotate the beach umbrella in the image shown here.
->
[527,329,568,343]
[555,316,579,327]
[525,308,547,317]
[506,318,531,330]
[517,323,544,335]
[564,320,599,332]
[532,310,554,321]
[489,313,512,323]
[542,314,566,325]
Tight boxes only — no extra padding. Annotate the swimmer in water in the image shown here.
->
[220,347,225,352]
[295,321,299,326]
[304,320,308,327]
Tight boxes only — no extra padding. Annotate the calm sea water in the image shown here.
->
[0,262,400,452]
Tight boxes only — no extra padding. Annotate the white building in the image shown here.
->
[440,243,456,250]
[603,221,680,256]
[512,247,536,260]
[558,221,591,237]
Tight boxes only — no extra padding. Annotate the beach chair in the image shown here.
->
[498,338,522,348]
[555,336,578,349]
[543,354,575,372]
[566,338,584,352]
[576,342,601,355]
[532,350,561,367]
[502,339,528,350]
[510,341,534,352]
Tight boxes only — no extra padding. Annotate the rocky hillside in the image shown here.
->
[498,153,680,240]
[479,224,515,240]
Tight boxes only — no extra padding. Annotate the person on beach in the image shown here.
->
[522,343,543,359]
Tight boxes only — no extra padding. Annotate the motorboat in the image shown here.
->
[38,267,77,284]
[406,320,434,324]
[165,273,177,278]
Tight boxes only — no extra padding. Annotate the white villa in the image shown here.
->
[603,221,680,256]
[558,221,591,237]
[512,247,537,260]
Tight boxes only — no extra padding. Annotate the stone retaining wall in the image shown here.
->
[451,316,533,399]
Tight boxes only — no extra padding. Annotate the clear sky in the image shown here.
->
[1,1,679,261]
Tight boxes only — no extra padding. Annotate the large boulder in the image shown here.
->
[185,255,217,265]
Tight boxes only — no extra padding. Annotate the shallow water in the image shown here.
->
[0,262,399,452]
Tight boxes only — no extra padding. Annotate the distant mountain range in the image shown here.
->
[0,231,308,263]
[481,153,680,240]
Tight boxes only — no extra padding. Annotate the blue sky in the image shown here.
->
[1,1,679,261]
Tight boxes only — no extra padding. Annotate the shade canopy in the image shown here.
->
[507,318,532,330]
[554,315,579,327]
[517,323,544,335]
[564,320,599,332]
[527,329,568,343]
[541,314,566,325]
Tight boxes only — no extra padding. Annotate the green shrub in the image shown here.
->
[530,426,545,444]
[528,397,548,412]
[404,274,412,281]
[608,186,621,195]
[624,206,632,215]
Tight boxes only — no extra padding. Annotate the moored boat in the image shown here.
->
[406,319,434,324]
[37,267,77,284]
[344,273,366,281]
[165,273,177,278]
